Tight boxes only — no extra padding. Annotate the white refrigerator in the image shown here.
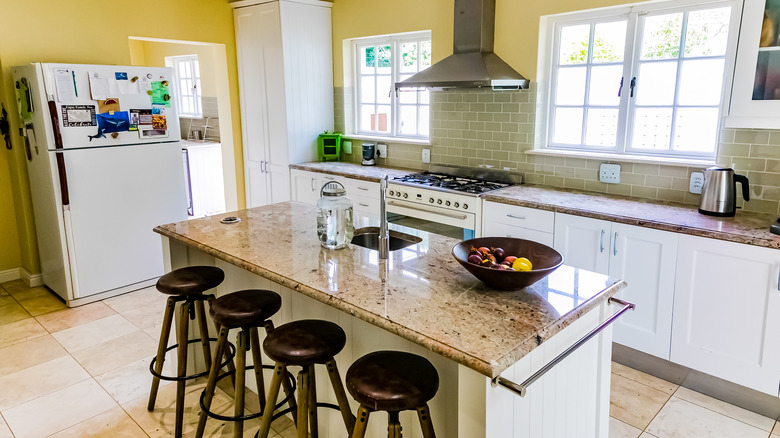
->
[12,63,188,306]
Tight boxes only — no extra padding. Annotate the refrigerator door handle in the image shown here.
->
[48,100,69,206]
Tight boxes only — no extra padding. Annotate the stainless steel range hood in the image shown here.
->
[395,0,529,91]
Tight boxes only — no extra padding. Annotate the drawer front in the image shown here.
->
[483,220,554,246]
[483,202,555,233]
[318,173,347,191]
[351,193,380,215]
[344,178,379,199]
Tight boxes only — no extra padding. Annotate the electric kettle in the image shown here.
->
[698,167,750,217]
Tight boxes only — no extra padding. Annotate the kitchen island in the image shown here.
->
[154,201,627,438]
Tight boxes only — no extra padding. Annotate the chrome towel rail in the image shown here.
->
[491,297,635,397]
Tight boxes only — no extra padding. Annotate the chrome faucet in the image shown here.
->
[379,174,389,259]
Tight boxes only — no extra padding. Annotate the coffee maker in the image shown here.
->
[362,143,376,166]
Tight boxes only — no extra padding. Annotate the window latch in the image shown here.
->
[630,77,637,97]
[618,77,624,97]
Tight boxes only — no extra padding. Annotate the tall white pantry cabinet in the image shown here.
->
[232,0,334,208]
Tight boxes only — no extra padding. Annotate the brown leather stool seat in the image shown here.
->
[156,266,225,295]
[262,319,346,366]
[257,320,356,438]
[209,289,282,328]
[346,351,439,438]
[346,351,439,412]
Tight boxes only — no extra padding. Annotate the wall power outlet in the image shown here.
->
[599,163,621,184]
[376,143,387,158]
[689,172,704,194]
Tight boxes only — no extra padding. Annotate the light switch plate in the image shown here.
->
[422,148,431,164]
[689,172,704,194]
[377,143,387,158]
[599,163,621,184]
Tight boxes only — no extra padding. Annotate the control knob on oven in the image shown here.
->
[445,201,451,206]
[429,198,434,203]
[403,193,408,198]
[463,204,469,210]
[396,192,402,197]
[389,190,395,196]
[454,202,459,208]
[437,199,442,204]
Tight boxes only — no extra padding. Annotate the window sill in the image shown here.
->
[525,148,717,168]
[343,134,431,146]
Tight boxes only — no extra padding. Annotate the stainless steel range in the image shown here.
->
[386,165,523,239]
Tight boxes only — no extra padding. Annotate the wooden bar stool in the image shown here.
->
[195,289,296,438]
[346,351,439,438]
[147,266,230,438]
[257,319,357,438]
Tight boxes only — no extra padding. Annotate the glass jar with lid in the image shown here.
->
[316,182,354,249]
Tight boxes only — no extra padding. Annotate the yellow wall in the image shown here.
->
[138,41,222,98]
[331,0,632,86]
[0,0,244,275]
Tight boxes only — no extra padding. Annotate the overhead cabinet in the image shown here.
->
[233,0,334,208]
[554,214,678,360]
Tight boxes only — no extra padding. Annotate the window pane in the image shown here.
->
[421,41,432,68]
[420,89,430,105]
[589,65,622,106]
[673,108,718,153]
[376,105,391,133]
[399,87,417,104]
[360,77,376,104]
[419,106,430,135]
[377,45,392,75]
[361,46,375,73]
[361,105,375,131]
[553,108,584,144]
[593,21,627,63]
[685,7,731,57]
[678,59,724,106]
[400,105,417,135]
[635,61,677,105]
[632,108,673,150]
[585,108,618,146]
[559,24,590,65]
[641,13,683,60]
[376,76,392,104]
[556,67,587,105]
[400,42,418,73]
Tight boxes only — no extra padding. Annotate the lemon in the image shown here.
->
[512,257,533,271]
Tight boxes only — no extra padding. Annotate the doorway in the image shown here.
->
[128,37,238,217]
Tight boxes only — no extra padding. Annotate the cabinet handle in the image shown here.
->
[506,214,526,221]
[357,186,369,191]
[310,177,315,191]
[261,160,266,174]
[613,232,618,256]
[777,268,780,291]
[358,202,369,207]
[600,230,605,253]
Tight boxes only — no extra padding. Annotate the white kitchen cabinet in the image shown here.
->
[233,0,334,208]
[290,169,320,205]
[726,0,780,129]
[290,170,380,225]
[482,202,555,246]
[554,214,678,360]
[671,235,780,395]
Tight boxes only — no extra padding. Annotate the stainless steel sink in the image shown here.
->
[351,227,422,251]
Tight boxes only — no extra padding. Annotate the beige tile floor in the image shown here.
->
[0,280,778,438]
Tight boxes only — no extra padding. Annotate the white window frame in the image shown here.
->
[537,0,742,162]
[165,54,202,118]
[352,31,431,141]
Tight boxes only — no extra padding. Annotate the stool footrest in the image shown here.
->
[148,337,236,382]
[198,364,297,422]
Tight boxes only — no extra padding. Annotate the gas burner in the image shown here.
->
[392,172,512,195]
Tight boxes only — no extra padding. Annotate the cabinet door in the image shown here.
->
[267,164,291,204]
[483,220,554,247]
[290,170,319,205]
[608,223,678,359]
[672,235,780,395]
[246,162,270,208]
[553,214,610,275]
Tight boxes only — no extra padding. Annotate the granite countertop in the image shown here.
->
[290,162,414,182]
[154,201,625,378]
[290,162,780,249]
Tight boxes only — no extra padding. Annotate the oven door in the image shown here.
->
[386,198,476,240]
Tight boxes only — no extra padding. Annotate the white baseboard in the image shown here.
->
[21,268,43,287]
[0,268,21,284]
